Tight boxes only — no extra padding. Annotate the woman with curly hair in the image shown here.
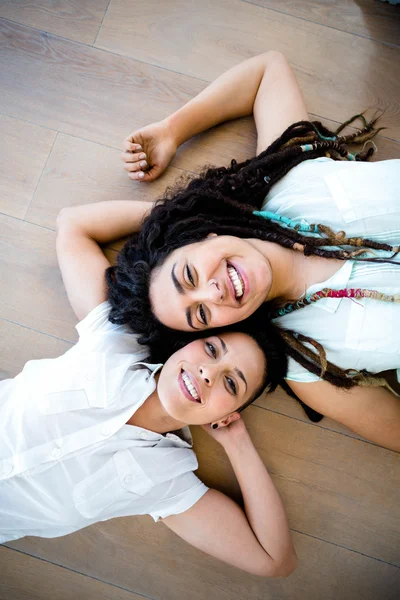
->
[85,52,399,450]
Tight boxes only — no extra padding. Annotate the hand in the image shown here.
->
[121,119,177,182]
[201,413,249,448]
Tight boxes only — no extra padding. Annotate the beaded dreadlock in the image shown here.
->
[107,113,398,398]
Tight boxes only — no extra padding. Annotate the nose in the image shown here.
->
[199,365,216,386]
[207,279,223,304]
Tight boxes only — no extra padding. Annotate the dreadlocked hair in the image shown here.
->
[107,112,395,394]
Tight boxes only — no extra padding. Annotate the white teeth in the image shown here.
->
[182,371,200,401]
[228,266,244,298]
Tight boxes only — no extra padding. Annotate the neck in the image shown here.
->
[251,239,310,302]
[127,377,186,434]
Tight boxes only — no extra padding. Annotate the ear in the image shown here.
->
[214,412,241,429]
[206,233,218,239]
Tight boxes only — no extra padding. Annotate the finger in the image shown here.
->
[138,164,163,182]
[122,139,143,152]
[128,170,147,181]
[124,159,148,173]
[121,151,146,163]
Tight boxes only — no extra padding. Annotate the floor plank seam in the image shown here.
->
[1,545,156,600]
[0,317,74,346]
[291,528,400,569]
[23,132,59,221]
[253,403,399,453]
[240,0,400,49]
[0,210,54,232]
[1,99,399,153]
[92,0,112,47]
[0,17,210,85]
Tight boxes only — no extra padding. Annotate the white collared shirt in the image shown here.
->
[263,158,400,382]
[0,302,208,543]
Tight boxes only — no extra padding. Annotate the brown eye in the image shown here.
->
[186,265,195,286]
[226,376,237,395]
[199,304,207,326]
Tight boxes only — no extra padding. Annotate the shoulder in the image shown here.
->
[263,158,400,239]
[75,301,149,359]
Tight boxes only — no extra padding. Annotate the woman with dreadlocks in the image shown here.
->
[101,51,400,451]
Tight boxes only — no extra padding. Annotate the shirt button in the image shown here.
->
[85,373,95,381]
[124,474,133,485]
[140,431,153,440]
[101,427,111,436]
[52,446,62,459]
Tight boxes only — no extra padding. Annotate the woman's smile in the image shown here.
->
[179,369,202,404]
[150,235,271,331]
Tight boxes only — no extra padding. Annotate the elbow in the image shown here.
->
[256,551,298,579]
[271,552,298,578]
[56,207,73,233]
[56,207,80,239]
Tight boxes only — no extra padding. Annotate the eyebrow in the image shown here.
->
[172,264,198,330]
[171,263,184,295]
[217,336,248,392]
[185,307,199,330]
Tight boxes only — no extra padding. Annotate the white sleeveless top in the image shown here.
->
[262,158,400,383]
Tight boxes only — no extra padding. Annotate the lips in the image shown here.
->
[179,369,202,404]
[226,262,247,303]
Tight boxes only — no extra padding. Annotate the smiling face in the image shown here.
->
[149,235,272,331]
[156,331,266,426]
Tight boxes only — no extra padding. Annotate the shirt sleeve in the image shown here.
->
[148,471,209,522]
[75,301,149,358]
[285,356,321,383]
[76,301,128,337]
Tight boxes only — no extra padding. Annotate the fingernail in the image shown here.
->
[139,153,146,159]
[140,160,147,168]
[212,424,218,430]
[136,145,142,151]
[138,172,144,179]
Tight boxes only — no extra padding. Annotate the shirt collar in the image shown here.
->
[304,260,353,314]
[131,361,163,379]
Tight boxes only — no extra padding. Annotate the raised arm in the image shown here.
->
[163,418,297,577]
[56,200,154,321]
[123,51,308,181]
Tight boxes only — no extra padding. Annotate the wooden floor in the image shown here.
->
[1,1,400,598]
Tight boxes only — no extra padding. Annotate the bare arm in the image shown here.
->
[123,52,308,180]
[56,200,154,321]
[163,418,297,577]
[287,379,400,452]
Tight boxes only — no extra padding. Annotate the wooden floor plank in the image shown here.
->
[25,134,187,230]
[256,386,367,442]
[245,0,400,46]
[8,520,400,600]
[1,19,399,181]
[0,19,204,150]
[0,0,109,45]
[95,0,400,140]
[192,406,400,565]
[0,214,77,343]
[0,114,56,219]
[0,546,145,600]
[0,319,71,380]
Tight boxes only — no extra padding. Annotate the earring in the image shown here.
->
[212,423,218,430]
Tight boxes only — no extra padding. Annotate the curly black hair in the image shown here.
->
[106,115,391,418]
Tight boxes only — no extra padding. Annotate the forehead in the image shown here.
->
[219,331,264,361]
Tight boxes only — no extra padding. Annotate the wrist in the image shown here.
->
[163,113,184,150]
[222,427,253,456]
